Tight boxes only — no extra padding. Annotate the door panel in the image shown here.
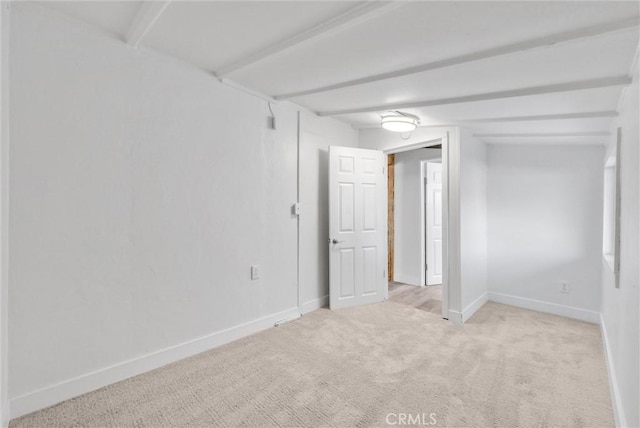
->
[434,240,443,277]
[339,248,355,298]
[329,146,387,309]
[339,183,354,231]
[363,184,377,230]
[362,247,378,295]
[426,162,443,286]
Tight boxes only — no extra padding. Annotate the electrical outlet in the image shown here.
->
[251,265,260,280]
[560,281,570,294]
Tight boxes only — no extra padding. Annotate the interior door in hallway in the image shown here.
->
[425,161,443,285]
[329,146,387,309]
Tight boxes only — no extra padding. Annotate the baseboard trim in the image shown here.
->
[1,400,8,428]
[300,295,328,314]
[447,309,462,324]
[600,315,627,428]
[392,274,421,287]
[487,292,599,324]
[448,292,489,325]
[9,306,301,420]
[462,292,489,323]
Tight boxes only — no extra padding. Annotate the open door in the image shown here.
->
[425,161,443,286]
[329,146,387,310]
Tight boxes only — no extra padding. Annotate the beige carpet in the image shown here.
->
[11,302,613,427]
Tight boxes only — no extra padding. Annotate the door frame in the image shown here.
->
[387,154,394,282]
[382,132,455,320]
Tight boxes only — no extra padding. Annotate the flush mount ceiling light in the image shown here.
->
[380,111,420,132]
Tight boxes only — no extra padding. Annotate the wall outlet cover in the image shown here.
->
[251,265,260,280]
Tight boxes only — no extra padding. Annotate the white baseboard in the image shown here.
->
[462,292,489,323]
[300,295,328,314]
[487,292,600,324]
[1,400,8,428]
[10,306,301,420]
[448,292,489,325]
[393,274,421,287]
[447,310,463,324]
[600,315,627,428]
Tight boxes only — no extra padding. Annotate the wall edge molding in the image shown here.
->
[447,309,463,324]
[600,314,627,428]
[300,295,328,314]
[487,292,600,323]
[9,306,300,420]
[462,292,489,323]
[392,274,422,287]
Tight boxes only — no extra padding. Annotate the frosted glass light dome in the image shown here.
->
[381,111,419,132]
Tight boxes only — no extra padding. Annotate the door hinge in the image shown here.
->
[383,269,386,278]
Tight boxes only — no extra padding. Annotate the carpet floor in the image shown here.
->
[10,302,613,427]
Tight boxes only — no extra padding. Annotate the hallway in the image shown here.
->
[388,282,442,316]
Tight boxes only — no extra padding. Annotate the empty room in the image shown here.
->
[0,1,639,427]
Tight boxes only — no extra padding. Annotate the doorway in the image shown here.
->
[387,143,443,316]
[327,131,456,321]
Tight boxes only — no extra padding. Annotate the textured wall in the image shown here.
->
[487,144,604,312]
[601,64,639,427]
[9,3,301,399]
[459,130,487,312]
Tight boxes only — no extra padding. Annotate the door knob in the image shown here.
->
[330,238,345,244]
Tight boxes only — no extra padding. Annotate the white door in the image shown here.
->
[329,146,387,309]
[426,162,443,286]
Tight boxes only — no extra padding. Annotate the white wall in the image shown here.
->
[298,114,358,313]
[359,127,452,154]
[601,60,639,428]
[10,0,295,399]
[393,148,441,286]
[0,3,9,426]
[458,129,488,318]
[7,3,350,417]
[487,143,604,322]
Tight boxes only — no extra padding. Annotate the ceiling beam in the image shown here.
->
[218,77,276,103]
[462,111,618,123]
[616,38,640,112]
[317,76,632,116]
[474,132,610,138]
[275,18,638,100]
[215,1,405,78]
[126,1,171,48]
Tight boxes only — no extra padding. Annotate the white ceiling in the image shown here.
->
[41,1,640,145]
[38,1,142,39]
[143,2,359,72]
